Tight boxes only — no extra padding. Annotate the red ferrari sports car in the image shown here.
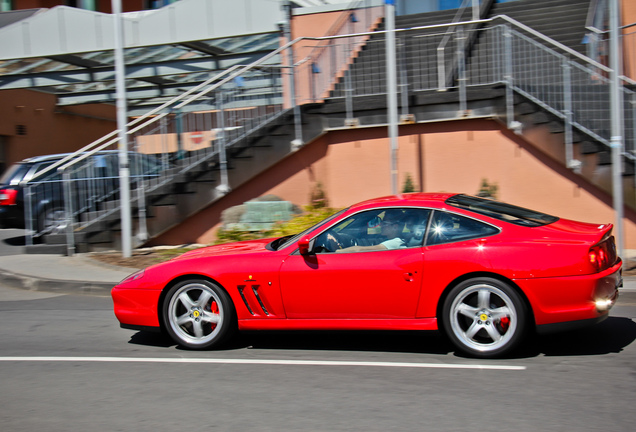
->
[112,193,622,358]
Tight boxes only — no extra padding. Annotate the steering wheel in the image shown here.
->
[324,232,357,252]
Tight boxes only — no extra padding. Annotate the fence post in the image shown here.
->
[437,46,446,91]
[398,37,411,122]
[345,43,355,124]
[136,181,148,243]
[562,58,580,172]
[24,185,33,247]
[62,170,75,257]
[633,93,636,194]
[503,24,515,129]
[456,26,467,115]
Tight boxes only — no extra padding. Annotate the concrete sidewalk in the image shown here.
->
[0,253,136,296]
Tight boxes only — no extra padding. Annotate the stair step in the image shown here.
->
[150,194,177,206]
[25,244,68,255]
[580,141,603,154]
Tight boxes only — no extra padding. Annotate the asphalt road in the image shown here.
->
[1,283,635,432]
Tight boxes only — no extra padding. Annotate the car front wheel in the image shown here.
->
[442,278,527,358]
[163,279,235,349]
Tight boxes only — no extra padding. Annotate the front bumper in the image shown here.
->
[111,286,162,329]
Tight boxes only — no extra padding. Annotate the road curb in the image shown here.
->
[0,268,114,296]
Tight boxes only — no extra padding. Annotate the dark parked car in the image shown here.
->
[0,151,165,234]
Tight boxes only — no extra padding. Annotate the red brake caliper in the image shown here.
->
[209,301,219,329]
[499,316,510,332]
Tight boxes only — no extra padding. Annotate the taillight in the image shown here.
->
[589,237,616,272]
[0,189,18,205]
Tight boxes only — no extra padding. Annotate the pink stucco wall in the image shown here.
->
[623,0,636,80]
[150,119,636,249]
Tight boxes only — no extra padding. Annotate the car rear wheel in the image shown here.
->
[38,207,67,235]
[442,278,527,358]
[163,279,235,349]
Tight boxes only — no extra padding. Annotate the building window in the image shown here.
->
[1,0,12,12]
[145,0,179,10]
[66,0,98,11]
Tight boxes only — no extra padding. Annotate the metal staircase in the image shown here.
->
[22,0,635,254]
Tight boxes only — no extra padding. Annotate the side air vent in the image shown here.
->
[237,286,254,315]
[252,286,269,316]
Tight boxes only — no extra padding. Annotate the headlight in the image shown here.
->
[119,269,145,284]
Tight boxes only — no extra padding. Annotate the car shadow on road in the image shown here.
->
[125,317,636,358]
[126,328,455,355]
[233,330,454,355]
[128,331,175,348]
[519,316,636,358]
[3,234,26,247]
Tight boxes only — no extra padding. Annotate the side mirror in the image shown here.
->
[298,237,315,255]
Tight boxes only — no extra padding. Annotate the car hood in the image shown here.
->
[173,238,275,260]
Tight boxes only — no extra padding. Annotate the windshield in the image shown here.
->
[446,194,558,227]
[275,208,349,251]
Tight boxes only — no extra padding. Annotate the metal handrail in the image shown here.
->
[26,66,242,183]
[23,12,635,252]
[28,12,621,182]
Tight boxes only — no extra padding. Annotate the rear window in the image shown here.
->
[427,211,499,245]
[446,194,558,227]
[0,163,30,185]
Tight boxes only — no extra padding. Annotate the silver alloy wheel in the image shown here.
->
[448,283,517,354]
[40,208,67,234]
[167,282,224,346]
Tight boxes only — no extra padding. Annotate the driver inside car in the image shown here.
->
[334,210,407,253]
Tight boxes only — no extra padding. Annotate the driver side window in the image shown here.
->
[313,208,431,253]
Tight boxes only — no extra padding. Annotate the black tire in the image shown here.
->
[442,277,527,358]
[162,279,235,349]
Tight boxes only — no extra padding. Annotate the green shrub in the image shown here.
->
[214,206,340,244]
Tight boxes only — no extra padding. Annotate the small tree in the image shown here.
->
[477,178,498,199]
[310,181,328,209]
[402,173,416,193]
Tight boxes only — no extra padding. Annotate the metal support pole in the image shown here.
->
[609,0,624,258]
[385,0,399,195]
[112,0,131,258]
[284,1,303,148]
